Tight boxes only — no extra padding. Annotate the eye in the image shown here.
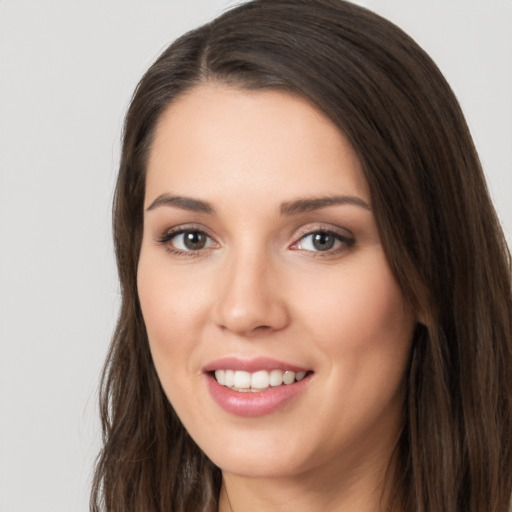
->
[158,228,216,253]
[174,230,210,251]
[291,229,354,255]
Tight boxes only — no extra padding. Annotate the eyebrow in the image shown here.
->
[146,194,216,214]
[145,193,371,215]
[280,195,371,215]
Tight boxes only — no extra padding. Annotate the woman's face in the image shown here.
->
[138,84,416,479]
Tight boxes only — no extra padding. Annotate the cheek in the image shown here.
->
[138,243,207,323]
[299,258,412,341]
[342,272,412,349]
[295,255,415,392]
[137,250,201,374]
[293,259,414,449]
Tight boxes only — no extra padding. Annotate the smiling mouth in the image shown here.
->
[212,369,312,392]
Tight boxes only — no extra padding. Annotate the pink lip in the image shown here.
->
[205,375,311,417]
[202,357,309,373]
[203,357,313,417]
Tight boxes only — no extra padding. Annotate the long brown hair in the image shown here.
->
[91,1,512,510]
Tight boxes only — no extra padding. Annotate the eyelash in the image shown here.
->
[156,226,355,258]
[290,229,355,257]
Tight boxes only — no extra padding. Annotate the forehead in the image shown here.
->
[145,84,369,206]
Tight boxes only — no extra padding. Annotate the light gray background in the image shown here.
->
[0,1,510,511]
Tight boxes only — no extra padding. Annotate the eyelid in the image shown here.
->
[292,222,353,239]
[157,223,209,240]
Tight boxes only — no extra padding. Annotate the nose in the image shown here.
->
[213,247,290,337]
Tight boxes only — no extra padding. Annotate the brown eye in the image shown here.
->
[160,229,215,252]
[181,231,208,250]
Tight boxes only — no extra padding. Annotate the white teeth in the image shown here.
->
[233,370,251,389]
[251,370,270,389]
[283,370,295,384]
[213,369,308,390]
[269,369,283,386]
[225,370,235,387]
[215,369,225,385]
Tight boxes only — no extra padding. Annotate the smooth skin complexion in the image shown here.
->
[137,84,417,512]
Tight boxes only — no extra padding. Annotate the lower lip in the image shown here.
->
[205,374,311,417]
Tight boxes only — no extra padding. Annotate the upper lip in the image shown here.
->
[202,357,310,373]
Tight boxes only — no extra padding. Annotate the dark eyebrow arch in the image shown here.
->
[280,195,371,215]
[146,194,215,214]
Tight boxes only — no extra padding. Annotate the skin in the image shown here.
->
[137,84,416,512]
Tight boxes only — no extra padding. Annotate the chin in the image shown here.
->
[211,451,305,479]
[193,427,319,479]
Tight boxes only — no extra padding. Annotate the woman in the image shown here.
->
[91,1,512,511]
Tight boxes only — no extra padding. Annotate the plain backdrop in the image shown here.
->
[0,1,511,511]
